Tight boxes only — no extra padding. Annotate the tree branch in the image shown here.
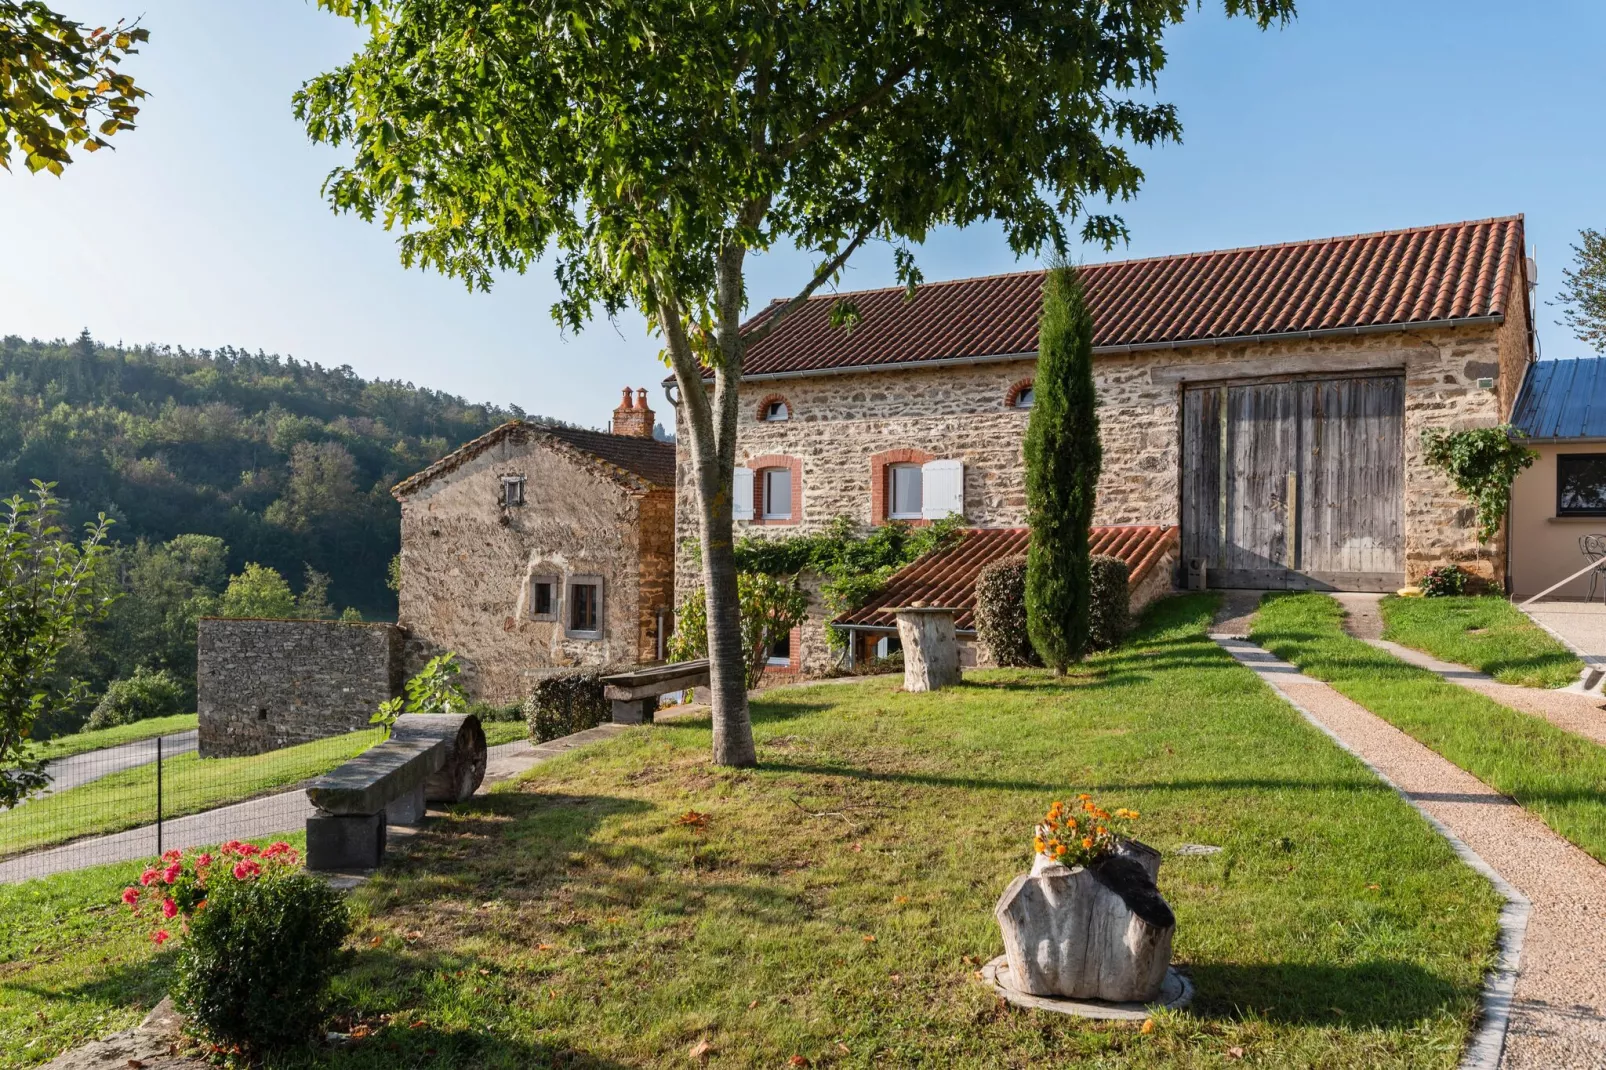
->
[772,61,915,163]
[742,221,877,349]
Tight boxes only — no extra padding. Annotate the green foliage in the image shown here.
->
[0,480,112,806]
[1025,264,1101,672]
[973,557,1037,668]
[672,573,811,689]
[0,331,520,619]
[1419,564,1469,598]
[522,670,608,743]
[85,665,184,729]
[1420,425,1538,544]
[171,867,350,1057]
[722,514,965,652]
[0,3,147,174]
[1554,228,1606,350]
[466,699,524,723]
[1087,554,1131,652]
[371,652,466,738]
[296,566,336,620]
[219,562,297,619]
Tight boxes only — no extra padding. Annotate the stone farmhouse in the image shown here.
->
[673,215,1536,672]
[392,390,677,701]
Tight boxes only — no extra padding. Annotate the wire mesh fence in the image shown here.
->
[0,727,381,884]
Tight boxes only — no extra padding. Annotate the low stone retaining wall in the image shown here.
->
[197,618,404,757]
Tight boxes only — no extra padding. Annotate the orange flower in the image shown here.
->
[1081,837,1093,850]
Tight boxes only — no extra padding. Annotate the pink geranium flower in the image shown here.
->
[152,930,171,945]
[161,897,178,919]
[162,862,183,884]
[139,867,159,887]
[232,860,262,880]
[121,887,140,908]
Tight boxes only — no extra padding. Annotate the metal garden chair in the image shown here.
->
[1581,534,1606,603]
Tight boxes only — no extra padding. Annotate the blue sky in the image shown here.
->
[2,1,1601,428]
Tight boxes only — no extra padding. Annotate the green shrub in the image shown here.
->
[86,667,185,730]
[468,699,524,722]
[1088,554,1130,652]
[524,669,609,742]
[1420,564,1469,598]
[669,573,809,688]
[171,863,349,1056]
[974,557,1039,667]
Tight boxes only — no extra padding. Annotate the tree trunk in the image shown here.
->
[657,261,757,768]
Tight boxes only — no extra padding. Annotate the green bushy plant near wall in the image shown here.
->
[86,666,185,729]
[1420,425,1537,544]
[973,557,1038,668]
[1087,555,1131,652]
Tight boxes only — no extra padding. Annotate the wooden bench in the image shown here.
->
[304,713,487,871]
[601,659,711,724]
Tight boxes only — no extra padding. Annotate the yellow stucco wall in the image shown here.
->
[1509,442,1606,600]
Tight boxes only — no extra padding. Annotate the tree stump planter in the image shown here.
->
[994,840,1176,1003]
[895,606,962,692]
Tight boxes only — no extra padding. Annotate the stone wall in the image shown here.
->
[197,618,402,757]
[397,431,670,702]
[675,305,1528,668]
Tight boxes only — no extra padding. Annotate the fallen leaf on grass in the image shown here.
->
[688,1038,713,1061]
[404,930,424,941]
[1226,1047,1245,1060]
[836,1042,851,1054]
[369,936,383,947]
[747,999,759,1009]
[789,1057,809,1068]
[1140,1019,1155,1035]
[675,810,709,829]
[862,934,876,943]
[849,843,863,852]
[893,895,909,905]
[537,943,555,951]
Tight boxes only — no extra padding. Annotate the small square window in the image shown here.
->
[1558,454,1606,517]
[501,475,527,507]
[528,574,558,620]
[889,464,923,520]
[767,629,792,667]
[761,467,792,520]
[566,576,603,638]
[765,400,790,421]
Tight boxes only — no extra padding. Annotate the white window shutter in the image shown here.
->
[732,466,755,520]
[921,459,964,519]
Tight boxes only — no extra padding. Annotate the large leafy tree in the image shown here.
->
[1555,228,1606,351]
[0,1,147,174]
[297,0,1294,766]
[0,482,113,806]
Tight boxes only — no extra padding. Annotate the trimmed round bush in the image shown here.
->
[974,557,1039,668]
[1420,564,1469,597]
[1087,554,1130,653]
[171,867,350,1056]
[87,666,185,729]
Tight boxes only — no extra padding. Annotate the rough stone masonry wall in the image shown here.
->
[196,618,402,757]
[397,434,655,703]
[674,316,1520,671]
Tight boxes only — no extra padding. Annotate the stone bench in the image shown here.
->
[304,713,486,871]
[601,659,711,724]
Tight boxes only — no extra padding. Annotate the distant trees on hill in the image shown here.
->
[0,330,520,618]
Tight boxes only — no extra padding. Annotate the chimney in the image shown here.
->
[612,385,655,438]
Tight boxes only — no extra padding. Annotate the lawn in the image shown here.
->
[0,731,380,858]
[0,834,307,1070]
[481,720,528,747]
[1255,592,1606,865]
[31,715,199,761]
[272,595,1500,1069]
[1379,595,1583,688]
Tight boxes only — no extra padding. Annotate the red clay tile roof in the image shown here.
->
[836,525,1179,632]
[392,420,676,498]
[735,216,1525,378]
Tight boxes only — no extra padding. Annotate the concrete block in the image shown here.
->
[611,697,655,725]
[386,782,426,827]
[307,811,387,871]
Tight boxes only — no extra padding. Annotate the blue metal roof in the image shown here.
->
[1511,358,1606,441]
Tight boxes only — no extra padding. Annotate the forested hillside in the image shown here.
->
[1,330,521,618]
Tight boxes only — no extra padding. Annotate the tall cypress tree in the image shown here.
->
[1024,263,1101,673]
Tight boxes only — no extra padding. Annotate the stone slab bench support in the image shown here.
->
[303,713,483,872]
[602,659,712,725]
[896,607,962,692]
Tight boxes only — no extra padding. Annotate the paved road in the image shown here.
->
[0,729,631,884]
[31,729,199,799]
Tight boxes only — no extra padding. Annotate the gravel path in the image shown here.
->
[1331,593,1606,748]
[1214,629,1606,1069]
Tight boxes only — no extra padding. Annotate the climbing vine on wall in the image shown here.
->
[681,514,966,652]
[1420,425,1538,544]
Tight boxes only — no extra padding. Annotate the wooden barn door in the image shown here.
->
[1182,373,1404,591]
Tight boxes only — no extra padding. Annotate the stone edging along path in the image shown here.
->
[1212,632,1606,1070]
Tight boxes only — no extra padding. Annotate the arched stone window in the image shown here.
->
[755,393,792,422]
[1005,378,1035,409]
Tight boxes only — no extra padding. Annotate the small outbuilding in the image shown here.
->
[1509,358,1606,600]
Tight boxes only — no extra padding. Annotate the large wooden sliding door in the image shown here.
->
[1182,373,1404,591]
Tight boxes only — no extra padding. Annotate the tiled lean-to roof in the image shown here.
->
[1510,358,1606,442]
[392,420,676,498]
[836,525,1179,633]
[732,216,1526,378]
